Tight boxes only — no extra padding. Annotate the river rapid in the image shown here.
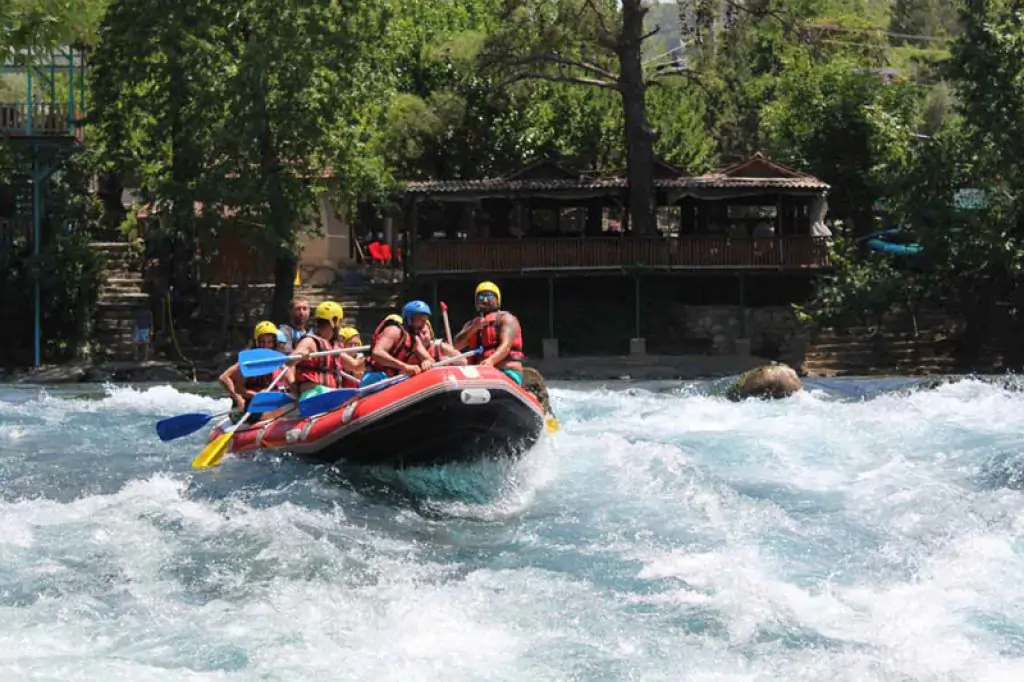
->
[2,377,1024,681]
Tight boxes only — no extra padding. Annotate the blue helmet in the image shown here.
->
[401,300,431,327]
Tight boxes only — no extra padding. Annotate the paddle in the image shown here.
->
[297,348,483,418]
[156,411,229,442]
[440,301,454,346]
[192,367,289,470]
[247,390,294,413]
[239,345,370,378]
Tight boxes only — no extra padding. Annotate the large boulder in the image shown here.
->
[522,367,553,414]
[726,362,803,402]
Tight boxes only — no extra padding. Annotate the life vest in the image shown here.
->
[429,342,443,362]
[295,334,339,389]
[469,311,524,365]
[366,317,418,376]
[278,324,308,352]
[242,367,288,411]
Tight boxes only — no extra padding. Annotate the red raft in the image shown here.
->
[207,365,547,467]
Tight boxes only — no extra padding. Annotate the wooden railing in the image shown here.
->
[0,101,81,139]
[413,236,832,274]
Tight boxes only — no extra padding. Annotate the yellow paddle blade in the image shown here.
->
[192,431,233,470]
[545,416,560,433]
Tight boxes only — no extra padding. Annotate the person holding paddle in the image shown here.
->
[453,281,525,385]
[219,321,295,424]
[360,301,435,387]
[291,301,358,402]
[335,326,365,388]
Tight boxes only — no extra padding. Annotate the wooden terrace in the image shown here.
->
[400,153,835,278]
[415,235,830,275]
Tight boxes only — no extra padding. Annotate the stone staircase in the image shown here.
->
[90,241,149,362]
[296,279,403,334]
[801,310,1004,377]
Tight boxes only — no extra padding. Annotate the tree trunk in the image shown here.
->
[271,253,296,323]
[618,0,656,236]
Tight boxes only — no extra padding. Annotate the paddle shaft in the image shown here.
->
[365,347,480,394]
[440,302,454,346]
[230,367,289,435]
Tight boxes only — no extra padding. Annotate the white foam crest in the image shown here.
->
[0,384,227,420]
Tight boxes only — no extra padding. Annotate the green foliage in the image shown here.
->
[761,50,920,230]
[0,153,102,367]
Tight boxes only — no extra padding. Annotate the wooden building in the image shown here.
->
[400,153,833,360]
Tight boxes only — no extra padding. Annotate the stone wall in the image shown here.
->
[662,305,807,365]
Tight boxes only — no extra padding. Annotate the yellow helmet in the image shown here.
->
[253,320,279,341]
[475,281,501,306]
[385,313,403,325]
[313,301,344,328]
[339,326,361,342]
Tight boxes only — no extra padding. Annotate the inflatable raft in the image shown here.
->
[207,365,547,467]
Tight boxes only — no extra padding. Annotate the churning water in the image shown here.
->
[2,377,1024,681]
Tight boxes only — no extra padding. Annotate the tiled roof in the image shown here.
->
[404,175,829,194]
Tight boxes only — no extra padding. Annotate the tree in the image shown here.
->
[479,0,694,235]
[91,0,391,321]
[761,49,919,235]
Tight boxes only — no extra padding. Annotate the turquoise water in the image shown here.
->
[2,377,1024,680]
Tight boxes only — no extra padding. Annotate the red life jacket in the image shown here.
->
[295,335,339,389]
[469,311,524,365]
[366,317,419,376]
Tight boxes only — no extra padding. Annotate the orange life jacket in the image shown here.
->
[469,311,524,365]
[295,335,339,389]
[366,317,419,377]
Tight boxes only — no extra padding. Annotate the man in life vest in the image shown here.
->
[277,296,311,353]
[219,321,294,423]
[360,301,435,387]
[453,281,525,385]
[334,325,364,388]
[291,301,359,401]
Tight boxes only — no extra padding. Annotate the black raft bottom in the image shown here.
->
[294,387,544,468]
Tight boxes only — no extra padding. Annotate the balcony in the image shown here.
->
[0,101,82,140]
[412,236,832,276]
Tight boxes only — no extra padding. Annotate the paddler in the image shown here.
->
[335,325,364,388]
[219,321,294,423]
[453,281,525,385]
[420,319,464,363]
[360,301,435,387]
[290,301,359,401]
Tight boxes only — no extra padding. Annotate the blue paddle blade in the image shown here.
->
[248,391,294,413]
[239,348,287,378]
[297,388,359,418]
[156,412,215,442]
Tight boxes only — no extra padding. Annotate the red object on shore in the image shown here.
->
[207,365,546,467]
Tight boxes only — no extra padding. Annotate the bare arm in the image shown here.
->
[219,363,246,408]
[370,327,418,374]
[453,317,482,350]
